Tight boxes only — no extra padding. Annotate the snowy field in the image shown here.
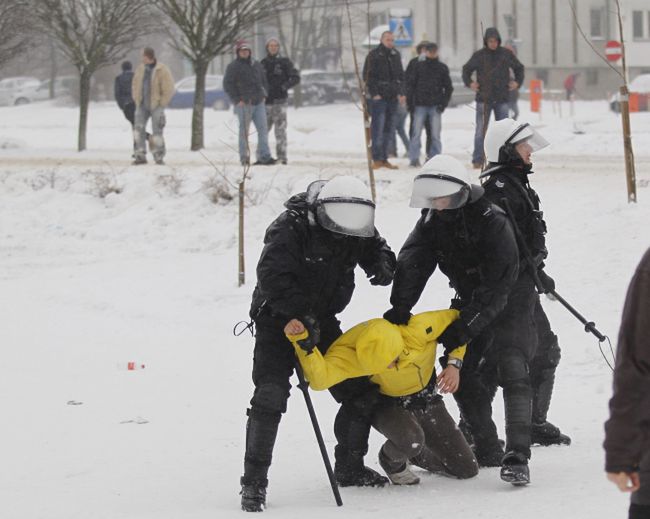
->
[1,98,649,519]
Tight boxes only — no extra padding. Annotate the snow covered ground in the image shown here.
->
[1,98,649,518]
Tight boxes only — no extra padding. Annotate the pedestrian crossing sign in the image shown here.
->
[389,16,413,46]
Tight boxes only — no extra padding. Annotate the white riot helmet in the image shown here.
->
[409,155,484,210]
[484,118,549,164]
[307,176,376,237]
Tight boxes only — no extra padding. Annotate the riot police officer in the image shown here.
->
[241,176,396,512]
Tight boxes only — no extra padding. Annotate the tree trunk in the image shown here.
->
[191,61,208,151]
[78,70,92,151]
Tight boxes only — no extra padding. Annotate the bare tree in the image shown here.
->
[0,1,33,69]
[154,0,291,151]
[33,0,153,151]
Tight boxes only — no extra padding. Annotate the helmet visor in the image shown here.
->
[316,198,376,237]
[409,174,471,210]
[509,124,550,154]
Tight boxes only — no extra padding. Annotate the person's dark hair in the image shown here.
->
[143,47,155,60]
[415,40,430,54]
[425,42,438,52]
[121,61,132,71]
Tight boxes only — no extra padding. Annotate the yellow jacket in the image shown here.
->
[132,62,175,109]
[289,310,465,397]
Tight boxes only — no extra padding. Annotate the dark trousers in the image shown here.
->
[373,395,478,479]
[121,101,135,126]
[454,275,538,459]
[243,314,376,484]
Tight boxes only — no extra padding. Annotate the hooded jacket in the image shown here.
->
[261,53,300,103]
[250,192,396,321]
[114,70,134,109]
[362,43,405,101]
[132,62,175,110]
[389,195,519,340]
[290,310,466,396]
[604,248,650,473]
[462,28,524,104]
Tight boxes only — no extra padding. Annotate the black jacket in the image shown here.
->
[604,247,650,473]
[462,28,524,104]
[362,44,405,101]
[405,56,453,109]
[224,56,268,105]
[261,54,300,104]
[481,164,548,267]
[389,196,519,339]
[114,70,134,109]
[250,193,396,321]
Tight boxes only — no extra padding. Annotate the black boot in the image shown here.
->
[474,442,505,467]
[500,451,530,486]
[240,477,267,512]
[531,421,571,446]
[334,446,388,487]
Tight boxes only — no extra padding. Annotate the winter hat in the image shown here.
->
[415,40,431,54]
[266,37,280,48]
[235,40,251,53]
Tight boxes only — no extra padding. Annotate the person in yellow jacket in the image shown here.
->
[286,309,479,485]
[131,47,175,165]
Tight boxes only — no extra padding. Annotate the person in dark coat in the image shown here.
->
[363,30,405,170]
[405,42,452,166]
[114,61,135,126]
[261,37,300,165]
[383,154,542,485]
[473,119,570,461]
[240,176,396,512]
[405,41,433,161]
[224,40,275,166]
[462,27,524,169]
[605,247,650,519]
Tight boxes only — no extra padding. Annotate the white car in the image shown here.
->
[609,74,650,112]
[0,76,42,106]
[32,76,79,102]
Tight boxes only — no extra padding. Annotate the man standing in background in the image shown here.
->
[462,28,524,169]
[261,37,300,165]
[132,47,175,165]
[363,30,405,170]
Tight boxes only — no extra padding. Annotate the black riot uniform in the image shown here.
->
[241,184,396,511]
[481,160,570,447]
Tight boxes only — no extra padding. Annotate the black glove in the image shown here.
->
[296,315,320,354]
[437,319,471,354]
[537,269,555,294]
[368,259,394,286]
[383,306,412,325]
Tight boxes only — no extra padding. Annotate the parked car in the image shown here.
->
[169,75,230,110]
[33,76,79,102]
[448,71,475,108]
[0,76,42,106]
[610,74,650,112]
[289,69,360,106]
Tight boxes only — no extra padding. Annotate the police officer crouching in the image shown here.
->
[481,119,571,448]
[241,176,396,512]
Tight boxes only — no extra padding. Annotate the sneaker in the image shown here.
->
[132,157,147,165]
[531,421,571,446]
[253,157,277,166]
[240,477,267,512]
[335,466,388,487]
[382,160,399,170]
[371,160,385,170]
[500,451,530,486]
[379,450,419,485]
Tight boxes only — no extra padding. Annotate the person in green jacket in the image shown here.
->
[286,310,479,485]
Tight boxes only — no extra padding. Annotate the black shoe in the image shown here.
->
[474,441,505,467]
[132,157,147,165]
[409,160,421,168]
[280,159,287,165]
[335,466,389,487]
[253,157,277,166]
[531,422,571,446]
[154,159,165,165]
[500,451,530,486]
[240,477,267,512]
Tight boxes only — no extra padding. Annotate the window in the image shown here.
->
[633,11,644,39]
[590,8,604,38]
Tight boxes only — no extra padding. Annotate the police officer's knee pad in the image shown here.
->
[250,382,290,415]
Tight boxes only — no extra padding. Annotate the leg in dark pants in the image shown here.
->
[631,452,650,518]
